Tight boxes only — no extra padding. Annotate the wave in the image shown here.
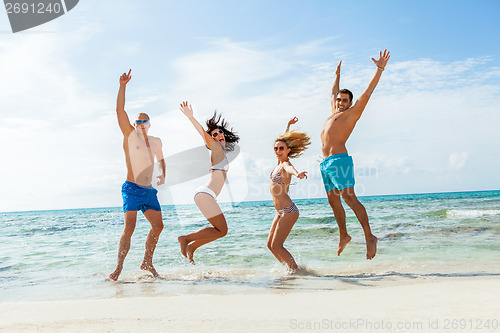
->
[424,208,500,219]
[447,209,500,218]
[424,209,449,218]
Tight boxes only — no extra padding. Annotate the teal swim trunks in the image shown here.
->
[122,181,161,213]
[320,153,355,192]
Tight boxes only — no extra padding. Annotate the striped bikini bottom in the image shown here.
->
[276,202,299,217]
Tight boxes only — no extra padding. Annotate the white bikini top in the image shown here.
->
[210,156,229,172]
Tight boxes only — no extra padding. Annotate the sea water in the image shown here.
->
[1,190,500,302]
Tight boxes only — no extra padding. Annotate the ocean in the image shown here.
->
[1,190,500,302]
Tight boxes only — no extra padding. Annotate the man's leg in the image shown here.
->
[327,189,351,256]
[340,187,377,259]
[109,211,137,281]
[141,209,164,277]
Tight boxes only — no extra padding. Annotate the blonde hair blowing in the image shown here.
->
[275,129,311,159]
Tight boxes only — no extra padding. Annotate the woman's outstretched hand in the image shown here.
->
[297,171,308,179]
[180,101,193,117]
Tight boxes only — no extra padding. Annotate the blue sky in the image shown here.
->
[1,0,499,212]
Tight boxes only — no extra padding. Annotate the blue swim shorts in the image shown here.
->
[122,181,161,213]
[320,153,355,192]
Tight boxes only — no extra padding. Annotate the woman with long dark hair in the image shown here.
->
[177,101,239,264]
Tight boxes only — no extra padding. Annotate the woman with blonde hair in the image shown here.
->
[268,117,310,272]
[177,101,239,264]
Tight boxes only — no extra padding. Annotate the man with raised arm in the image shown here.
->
[109,69,166,281]
[320,49,390,260]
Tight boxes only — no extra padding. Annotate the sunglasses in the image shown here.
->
[135,119,150,125]
[212,129,224,138]
[274,146,286,151]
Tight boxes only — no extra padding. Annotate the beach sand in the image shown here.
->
[1,277,499,332]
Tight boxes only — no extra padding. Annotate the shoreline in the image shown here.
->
[3,265,500,304]
[1,276,499,332]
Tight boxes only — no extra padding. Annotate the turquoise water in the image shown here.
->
[1,190,500,301]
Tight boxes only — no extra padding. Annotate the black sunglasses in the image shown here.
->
[274,146,286,151]
[212,129,224,138]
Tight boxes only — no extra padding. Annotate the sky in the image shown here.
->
[0,0,499,212]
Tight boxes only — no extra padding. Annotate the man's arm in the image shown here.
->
[116,69,134,136]
[350,50,390,120]
[155,138,166,185]
[330,61,342,111]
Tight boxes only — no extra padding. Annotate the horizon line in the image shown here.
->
[1,189,499,214]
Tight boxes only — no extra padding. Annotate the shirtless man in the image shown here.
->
[320,50,390,260]
[109,69,166,281]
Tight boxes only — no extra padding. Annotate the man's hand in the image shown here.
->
[119,69,132,86]
[371,49,390,69]
[331,61,342,106]
[335,61,342,75]
[180,101,193,117]
[157,174,165,186]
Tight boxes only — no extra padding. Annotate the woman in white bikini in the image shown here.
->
[177,101,239,264]
[268,117,310,272]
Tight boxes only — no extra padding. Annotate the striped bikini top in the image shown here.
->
[270,164,285,184]
[270,163,297,185]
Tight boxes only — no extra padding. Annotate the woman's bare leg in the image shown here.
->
[268,211,299,271]
[178,193,227,264]
[267,214,286,264]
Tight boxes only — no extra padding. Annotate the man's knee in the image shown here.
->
[341,190,359,206]
[327,191,342,206]
[153,221,164,234]
[122,226,135,238]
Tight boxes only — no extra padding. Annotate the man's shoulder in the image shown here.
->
[148,135,162,142]
[149,136,164,148]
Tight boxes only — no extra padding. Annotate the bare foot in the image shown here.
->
[109,266,122,281]
[287,259,299,273]
[337,234,352,256]
[178,236,188,258]
[140,261,159,277]
[366,235,378,260]
[186,244,195,265]
[287,265,299,275]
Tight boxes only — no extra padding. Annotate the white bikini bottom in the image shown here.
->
[194,186,217,200]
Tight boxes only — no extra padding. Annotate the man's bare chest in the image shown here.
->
[324,112,349,130]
